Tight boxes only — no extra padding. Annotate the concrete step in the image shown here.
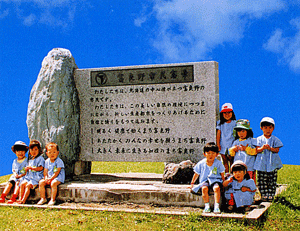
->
[0,173,214,207]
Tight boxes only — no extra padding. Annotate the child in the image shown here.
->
[223,161,257,212]
[216,103,236,173]
[229,119,258,181]
[0,141,28,204]
[37,142,65,206]
[190,142,225,214]
[18,140,45,204]
[254,117,283,202]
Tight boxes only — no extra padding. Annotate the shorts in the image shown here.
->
[191,181,223,195]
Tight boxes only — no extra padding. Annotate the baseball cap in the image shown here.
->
[260,117,275,127]
[220,103,233,113]
[11,141,29,153]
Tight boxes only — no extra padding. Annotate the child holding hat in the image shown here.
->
[0,141,28,203]
[229,119,258,181]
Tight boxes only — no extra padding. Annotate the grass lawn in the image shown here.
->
[0,163,299,230]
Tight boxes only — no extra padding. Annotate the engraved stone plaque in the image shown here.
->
[74,62,219,163]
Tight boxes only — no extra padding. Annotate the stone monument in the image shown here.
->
[27,48,219,178]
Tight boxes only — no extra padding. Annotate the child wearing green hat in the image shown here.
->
[229,119,258,181]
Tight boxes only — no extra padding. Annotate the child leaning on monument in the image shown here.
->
[223,161,257,213]
[229,119,258,181]
[190,142,225,214]
[254,117,283,202]
[216,103,236,173]
[18,140,45,204]
[37,142,65,206]
[0,141,28,204]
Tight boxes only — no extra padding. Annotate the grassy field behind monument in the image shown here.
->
[0,163,299,230]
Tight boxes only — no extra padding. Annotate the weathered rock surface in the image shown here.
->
[27,48,82,178]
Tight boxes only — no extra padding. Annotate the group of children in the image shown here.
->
[0,102,283,213]
[0,140,65,206]
[190,103,283,213]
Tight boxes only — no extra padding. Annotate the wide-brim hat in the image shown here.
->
[11,141,28,153]
[220,103,233,113]
[260,117,275,127]
[231,160,247,172]
[234,119,252,130]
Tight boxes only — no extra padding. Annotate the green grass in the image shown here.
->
[0,164,299,230]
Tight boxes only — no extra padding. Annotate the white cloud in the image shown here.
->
[137,0,287,62]
[264,17,300,72]
[0,0,86,28]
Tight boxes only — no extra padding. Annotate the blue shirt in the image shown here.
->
[254,135,283,172]
[9,157,28,183]
[225,177,257,207]
[216,120,236,154]
[192,158,225,193]
[24,155,45,185]
[45,157,65,183]
[232,138,258,171]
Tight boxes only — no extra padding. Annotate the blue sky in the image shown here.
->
[0,0,299,176]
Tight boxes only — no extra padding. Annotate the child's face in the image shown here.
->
[30,146,40,158]
[15,150,26,160]
[46,145,59,161]
[204,150,218,162]
[223,111,233,121]
[237,129,247,139]
[233,170,246,182]
[261,125,274,138]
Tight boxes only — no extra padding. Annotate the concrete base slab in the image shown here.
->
[0,173,287,220]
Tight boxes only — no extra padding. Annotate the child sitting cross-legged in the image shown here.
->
[190,142,225,214]
[223,161,257,213]
[37,142,65,206]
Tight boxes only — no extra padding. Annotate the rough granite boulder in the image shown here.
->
[26,48,89,178]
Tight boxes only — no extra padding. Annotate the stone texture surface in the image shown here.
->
[74,62,219,163]
[26,48,83,178]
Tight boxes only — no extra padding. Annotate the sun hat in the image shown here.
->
[11,141,29,153]
[234,119,252,130]
[220,103,233,113]
[260,117,275,127]
[231,160,247,172]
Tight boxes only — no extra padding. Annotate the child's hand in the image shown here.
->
[262,144,271,150]
[239,144,248,151]
[188,183,194,189]
[241,186,250,192]
[25,166,31,171]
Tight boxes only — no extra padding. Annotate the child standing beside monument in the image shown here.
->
[216,103,236,173]
[190,142,225,214]
[18,140,44,204]
[254,117,283,202]
[0,141,28,203]
[223,161,257,212]
[229,119,258,181]
[37,142,65,206]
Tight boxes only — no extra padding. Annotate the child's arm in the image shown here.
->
[32,166,44,172]
[189,173,199,189]
[229,146,238,156]
[216,130,221,151]
[241,186,256,193]
[223,175,233,187]
[257,145,280,153]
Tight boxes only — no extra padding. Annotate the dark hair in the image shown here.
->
[13,145,28,153]
[234,128,254,140]
[219,111,236,124]
[203,142,219,153]
[28,140,43,160]
[261,122,274,128]
[232,165,250,180]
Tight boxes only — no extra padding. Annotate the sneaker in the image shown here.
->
[213,207,221,214]
[37,198,47,205]
[203,207,211,213]
[48,200,56,206]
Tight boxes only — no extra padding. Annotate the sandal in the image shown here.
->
[228,205,234,211]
